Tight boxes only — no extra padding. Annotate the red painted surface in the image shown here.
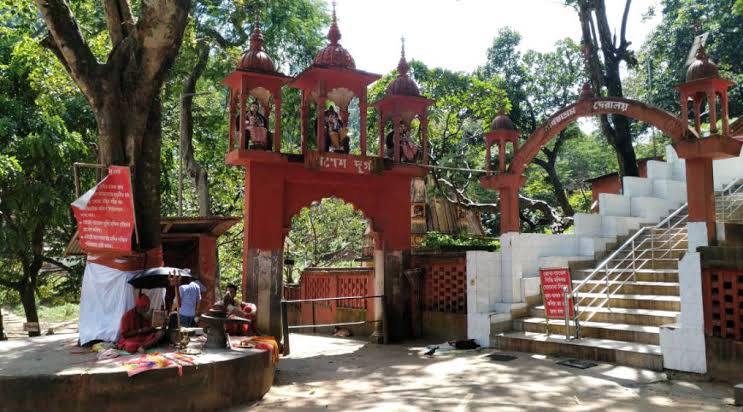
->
[162,234,219,313]
[282,268,375,327]
[702,268,743,341]
[71,166,135,254]
[412,255,468,314]
[539,268,574,319]
[232,152,422,252]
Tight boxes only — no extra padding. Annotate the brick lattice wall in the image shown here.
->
[419,259,467,314]
[703,268,743,341]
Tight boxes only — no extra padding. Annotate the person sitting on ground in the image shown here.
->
[178,278,202,327]
[117,294,164,353]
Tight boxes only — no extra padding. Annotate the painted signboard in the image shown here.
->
[539,268,574,319]
[305,151,381,175]
[71,166,136,254]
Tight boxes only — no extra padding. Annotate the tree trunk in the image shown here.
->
[0,306,5,340]
[36,0,192,252]
[19,282,40,338]
[180,43,212,216]
[544,163,575,217]
[577,0,639,178]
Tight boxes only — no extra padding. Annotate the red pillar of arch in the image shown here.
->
[229,151,423,341]
[480,173,525,234]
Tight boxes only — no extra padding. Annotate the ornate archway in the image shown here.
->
[481,93,740,234]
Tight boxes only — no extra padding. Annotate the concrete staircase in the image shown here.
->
[493,210,687,371]
[491,148,694,371]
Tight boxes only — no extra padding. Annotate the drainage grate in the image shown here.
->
[556,358,598,369]
[486,352,517,362]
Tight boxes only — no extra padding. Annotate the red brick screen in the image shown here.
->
[292,268,375,326]
[415,257,467,314]
[337,273,371,309]
[703,268,743,341]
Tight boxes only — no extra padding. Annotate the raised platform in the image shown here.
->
[0,334,275,412]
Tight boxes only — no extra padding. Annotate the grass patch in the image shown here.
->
[11,302,79,323]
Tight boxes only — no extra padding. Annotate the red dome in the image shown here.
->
[313,45,356,69]
[686,45,719,82]
[490,113,516,132]
[385,44,420,97]
[237,19,276,73]
[312,3,355,69]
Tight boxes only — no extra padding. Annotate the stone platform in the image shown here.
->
[0,334,275,412]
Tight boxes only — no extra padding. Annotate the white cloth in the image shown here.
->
[141,288,166,311]
[78,262,137,345]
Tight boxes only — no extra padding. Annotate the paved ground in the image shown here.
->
[238,334,739,412]
[1,308,78,339]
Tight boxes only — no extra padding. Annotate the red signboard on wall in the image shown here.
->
[539,268,574,319]
[305,151,381,175]
[71,166,136,254]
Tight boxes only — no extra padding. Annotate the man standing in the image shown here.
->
[178,279,201,327]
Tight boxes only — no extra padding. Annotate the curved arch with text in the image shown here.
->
[510,98,698,175]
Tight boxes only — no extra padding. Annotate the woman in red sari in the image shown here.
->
[117,295,164,353]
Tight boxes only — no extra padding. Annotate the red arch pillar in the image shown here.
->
[674,137,742,241]
[480,173,525,234]
[229,150,423,342]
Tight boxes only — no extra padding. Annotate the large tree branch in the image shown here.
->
[40,257,76,275]
[180,41,212,215]
[34,0,99,103]
[102,0,135,47]
[136,0,191,87]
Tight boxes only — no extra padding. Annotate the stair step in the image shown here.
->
[575,293,680,311]
[573,269,679,283]
[491,331,663,371]
[532,305,679,326]
[517,317,660,344]
[573,280,680,295]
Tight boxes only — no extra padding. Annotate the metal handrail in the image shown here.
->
[570,202,688,338]
[718,178,743,223]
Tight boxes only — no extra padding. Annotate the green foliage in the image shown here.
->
[420,232,499,252]
[285,198,367,281]
[632,0,743,117]
[11,302,79,322]
[0,15,92,306]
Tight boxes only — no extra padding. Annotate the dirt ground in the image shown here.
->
[237,333,739,412]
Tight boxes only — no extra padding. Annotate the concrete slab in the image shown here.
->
[234,333,736,411]
[0,334,275,411]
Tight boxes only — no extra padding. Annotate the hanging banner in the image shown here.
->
[539,268,574,319]
[71,166,136,254]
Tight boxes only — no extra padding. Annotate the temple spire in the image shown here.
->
[249,4,264,52]
[328,0,341,45]
[397,36,409,75]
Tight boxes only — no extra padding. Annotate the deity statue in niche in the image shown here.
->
[236,100,269,150]
[385,121,419,162]
[324,105,349,153]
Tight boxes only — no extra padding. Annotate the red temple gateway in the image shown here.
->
[223,5,432,342]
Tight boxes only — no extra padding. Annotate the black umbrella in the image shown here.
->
[127,267,193,289]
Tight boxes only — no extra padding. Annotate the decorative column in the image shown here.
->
[273,96,282,153]
[420,117,429,165]
[378,115,385,158]
[685,158,716,239]
[707,91,718,134]
[228,92,236,151]
[360,89,368,156]
[240,81,248,149]
[300,92,308,154]
[316,95,327,152]
[393,116,401,163]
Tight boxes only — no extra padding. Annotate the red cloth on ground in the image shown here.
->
[116,297,159,353]
[225,302,256,336]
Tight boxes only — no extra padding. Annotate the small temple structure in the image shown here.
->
[223,3,433,342]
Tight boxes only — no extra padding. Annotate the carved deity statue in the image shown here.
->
[324,105,349,153]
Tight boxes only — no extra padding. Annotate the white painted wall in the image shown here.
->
[659,222,708,374]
